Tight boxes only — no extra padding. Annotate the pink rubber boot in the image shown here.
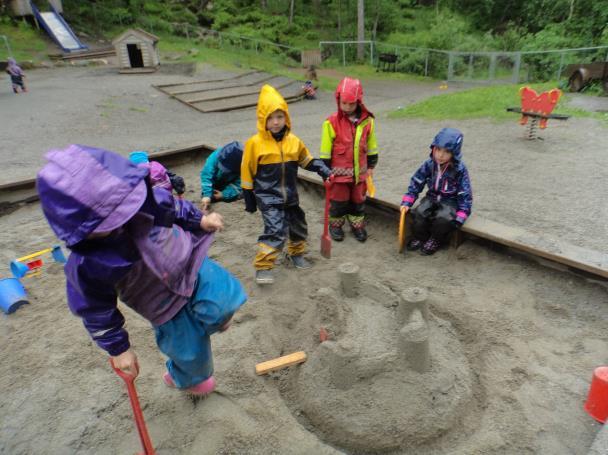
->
[163,372,216,396]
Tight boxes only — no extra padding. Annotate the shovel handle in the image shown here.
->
[110,359,156,455]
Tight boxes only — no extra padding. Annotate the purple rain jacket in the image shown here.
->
[37,145,213,356]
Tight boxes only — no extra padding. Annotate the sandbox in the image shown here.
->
[0,156,607,454]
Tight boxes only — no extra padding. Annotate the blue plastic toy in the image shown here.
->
[0,278,29,314]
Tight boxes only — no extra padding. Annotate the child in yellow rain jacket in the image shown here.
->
[241,85,331,285]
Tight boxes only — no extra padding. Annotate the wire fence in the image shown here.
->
[319,40,608,84]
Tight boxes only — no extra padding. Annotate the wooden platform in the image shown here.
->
[153,71,305,113]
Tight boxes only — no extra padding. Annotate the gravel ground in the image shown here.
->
[1,63,607,253]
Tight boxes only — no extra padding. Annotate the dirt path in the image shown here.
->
[0,158,606,454]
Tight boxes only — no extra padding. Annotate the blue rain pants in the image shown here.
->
[154,258,247,388]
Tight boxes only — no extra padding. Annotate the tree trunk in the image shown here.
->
[568,0,575,20]
[372,0,379,41]
[357,0,365,61]
[261,0,267,9]
[337,0,341,38]
[289,0,295,25]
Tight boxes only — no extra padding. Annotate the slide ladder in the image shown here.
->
[30,1,87,52]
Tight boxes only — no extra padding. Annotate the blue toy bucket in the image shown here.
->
[129,151,149,165]
[10,260,29,279]
[0,278,28,314]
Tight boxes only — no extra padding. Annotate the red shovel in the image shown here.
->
[321,178,332,259]
[110,359,156,455]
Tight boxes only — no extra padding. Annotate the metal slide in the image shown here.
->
[30,1,87,52]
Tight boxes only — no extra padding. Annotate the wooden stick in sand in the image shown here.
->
[255,351,307,375]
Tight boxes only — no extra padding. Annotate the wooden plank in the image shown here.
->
[461,216,608,279]
[186,77,294,104]
[255,351,307,375]
[153,70,260,89]
[169,73,276,96]
[297,174,608,280]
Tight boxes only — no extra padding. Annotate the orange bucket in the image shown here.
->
[584,366,608,423]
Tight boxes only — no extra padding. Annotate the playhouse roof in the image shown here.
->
[112,28,159,45]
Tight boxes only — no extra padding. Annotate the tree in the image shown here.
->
[357,0,364,60]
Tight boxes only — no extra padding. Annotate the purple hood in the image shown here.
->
[36,145,211,356]
[37,145,149,247]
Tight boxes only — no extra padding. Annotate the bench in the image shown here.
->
[377,53,397,72]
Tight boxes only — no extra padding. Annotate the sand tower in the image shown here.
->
[294,263,475,452]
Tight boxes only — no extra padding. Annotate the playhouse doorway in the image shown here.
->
[127,44,143,68]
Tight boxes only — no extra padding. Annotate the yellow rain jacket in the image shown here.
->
[241,84,321,207]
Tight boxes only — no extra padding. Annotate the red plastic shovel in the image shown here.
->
[110,359,156,455]
[320,179,332,259]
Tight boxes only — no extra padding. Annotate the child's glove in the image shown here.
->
[451,216,465,228]
[318,164,332,181]
[243,189,257,213]
[168,173,186,195]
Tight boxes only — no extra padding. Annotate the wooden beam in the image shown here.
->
[255,351,307,375]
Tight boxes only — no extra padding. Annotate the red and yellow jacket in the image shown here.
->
[320,78,378,183]
[242,85,328,208]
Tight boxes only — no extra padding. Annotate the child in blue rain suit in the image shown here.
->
[400,128,473,255]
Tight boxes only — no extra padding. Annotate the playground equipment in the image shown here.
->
[10,1,87,52]
[506,87,570,140]
[0,278,29,314]
[10,245,67,279]
[565,61,608,93]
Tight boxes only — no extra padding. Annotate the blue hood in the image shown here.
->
[430,128,463,162]
[217,141,244,176]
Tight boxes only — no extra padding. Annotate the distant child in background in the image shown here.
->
[305,65,318,82]
[303,80,316,100]
[37,145,246,396]
[241,84,331,285]
[199,141,244,211]
[400,127,473,255]
[129,151,186,197]
[320,77,378,242]
[6,58,26,94]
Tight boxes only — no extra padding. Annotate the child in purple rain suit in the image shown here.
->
[37,144,247,395]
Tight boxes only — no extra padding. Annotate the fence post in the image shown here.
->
[512,52,521,84]
[467,54,474,79]
[342,42,346,66]
[370,41,374,66]
[557,52,565,80]
[424,51,429,77]
[489,53,497,80]
[447,52,454,81]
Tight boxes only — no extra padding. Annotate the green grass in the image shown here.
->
[0,20,52,62]
[389,82,605,123]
